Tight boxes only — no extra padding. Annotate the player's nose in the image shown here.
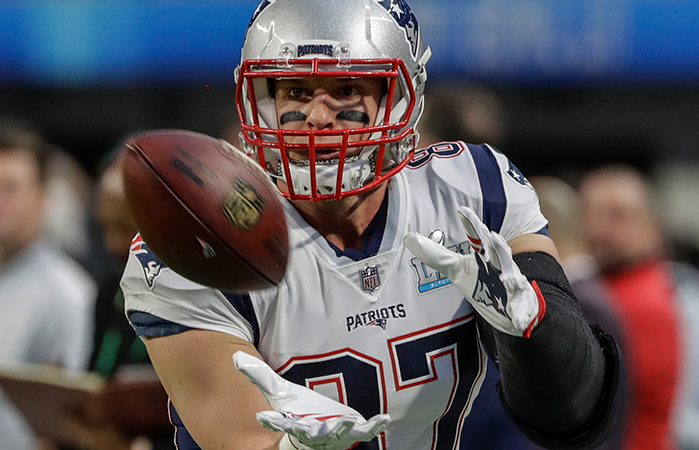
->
[304,93,337,130]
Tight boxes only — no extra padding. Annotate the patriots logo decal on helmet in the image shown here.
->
[376,0,420,59]
[247,0,275,30]
[130,234,167,288]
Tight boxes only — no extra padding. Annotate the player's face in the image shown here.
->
[274,77,385,162]
[581,175,661,272]
[0,150,45,252]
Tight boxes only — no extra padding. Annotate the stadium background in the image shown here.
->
[1,0,698,258]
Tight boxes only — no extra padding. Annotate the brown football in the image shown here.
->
[120,129,289,292]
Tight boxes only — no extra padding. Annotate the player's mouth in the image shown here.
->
[288,145,362,162]
[289,153,360,166]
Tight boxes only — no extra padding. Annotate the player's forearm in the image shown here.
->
[143,331,283,450]
[481,252,619,448]
[491,296,605,431]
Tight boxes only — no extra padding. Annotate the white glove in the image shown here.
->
[233,351,391,450]
[403,206,545,337]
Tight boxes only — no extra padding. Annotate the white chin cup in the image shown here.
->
[285,156,373,196]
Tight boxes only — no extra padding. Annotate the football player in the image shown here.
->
[121,1,620,449]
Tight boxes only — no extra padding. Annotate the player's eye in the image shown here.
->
[339,85,359,97]
[288,87,306,99]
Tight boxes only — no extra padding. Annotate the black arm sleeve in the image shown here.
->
[477,251,620,450]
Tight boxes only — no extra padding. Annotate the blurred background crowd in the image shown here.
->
[1,1,699,449]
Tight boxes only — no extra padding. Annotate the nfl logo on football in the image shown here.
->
[360,265,381,293]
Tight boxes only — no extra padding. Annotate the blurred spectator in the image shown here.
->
[90,150,146,378]
[530,175,628,450]
[0,119,96,449]
[44,149,95,269]
[655,162,699,450]
[61,149,174,450]
[671,261,699,450]
[418,84,506,149]
[655,162,699,267]
[530,176,625,346]
[580,165,681,450]
[654,161,699,450]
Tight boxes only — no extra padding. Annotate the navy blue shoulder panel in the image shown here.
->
[469,144,507,233]
[169,401,201,449]
[222,292,260,347]
[128,294,259,345]
[537,225,551,237]
[128,311,192,337]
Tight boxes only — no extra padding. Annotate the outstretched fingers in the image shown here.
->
[403,232,461,279]
[457,207,492,261]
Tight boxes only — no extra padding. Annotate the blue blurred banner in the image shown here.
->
[420,0,699,86]
[1,0,698,87]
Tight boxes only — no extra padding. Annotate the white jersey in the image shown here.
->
[122,142,548,450]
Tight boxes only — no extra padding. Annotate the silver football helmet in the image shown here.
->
[235,0,431,201]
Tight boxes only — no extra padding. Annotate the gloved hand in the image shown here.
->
[403,206,545,337]
[233,351,391,450]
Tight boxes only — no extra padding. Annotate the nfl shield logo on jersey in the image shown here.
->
[360,264,381,293]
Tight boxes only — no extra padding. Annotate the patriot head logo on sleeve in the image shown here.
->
[130,234,167,288]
